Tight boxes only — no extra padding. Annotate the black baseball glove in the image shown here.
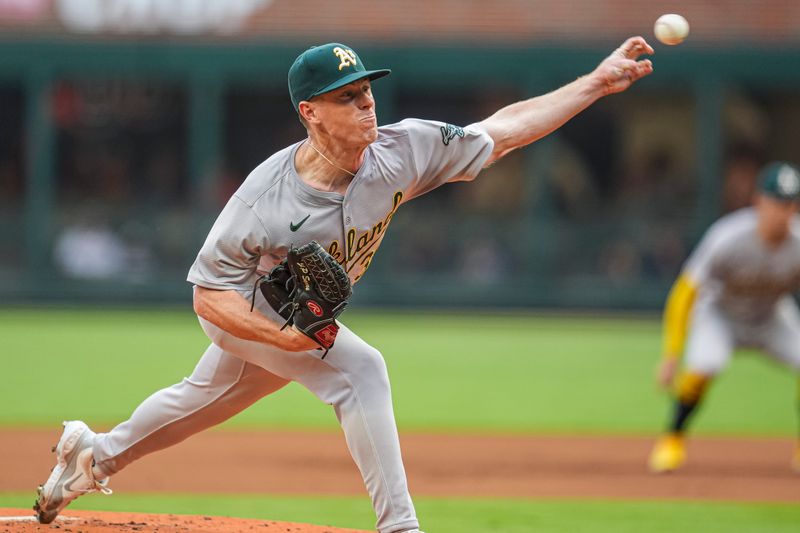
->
[251,241,351,356]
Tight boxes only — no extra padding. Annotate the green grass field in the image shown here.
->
[1,308,795,434]
[2,307,798,532]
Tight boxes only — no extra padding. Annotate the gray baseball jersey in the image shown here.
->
[683,207,800,373]
[92,118,493,533]
[188,119,493,291]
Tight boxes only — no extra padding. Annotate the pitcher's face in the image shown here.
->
[302,79,378,147]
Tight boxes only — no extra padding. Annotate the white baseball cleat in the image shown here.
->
[33,420,112,524]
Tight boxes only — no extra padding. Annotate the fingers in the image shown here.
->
[612,58,653,83]
[616,36,654,59]
[598,43,655,95]
[631,59,654,80]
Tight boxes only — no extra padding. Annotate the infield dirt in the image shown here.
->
[1,430,798,531]
[0,508,369,532]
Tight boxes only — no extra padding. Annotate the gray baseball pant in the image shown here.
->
[91,313,418,533]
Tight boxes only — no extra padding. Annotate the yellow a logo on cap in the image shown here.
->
[333,47,357,71]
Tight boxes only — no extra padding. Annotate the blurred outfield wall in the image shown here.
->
[1,0,800,309]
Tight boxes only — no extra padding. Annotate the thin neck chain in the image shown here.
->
[307,141,357,178]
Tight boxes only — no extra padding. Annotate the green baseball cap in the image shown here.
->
[758,161,800,201]
[288,43,391,111]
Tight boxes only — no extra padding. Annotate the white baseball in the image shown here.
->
[654,14,689,45]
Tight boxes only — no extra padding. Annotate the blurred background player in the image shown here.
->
[649,161,800,473]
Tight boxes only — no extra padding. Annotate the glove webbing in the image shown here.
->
[304,252,351,302]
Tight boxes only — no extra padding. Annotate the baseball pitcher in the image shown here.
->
[35,39,654,531]
[649,162,800,473]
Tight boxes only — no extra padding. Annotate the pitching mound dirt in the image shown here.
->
[0,508,369,533]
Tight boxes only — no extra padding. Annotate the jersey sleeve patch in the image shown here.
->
[440,124,465,146]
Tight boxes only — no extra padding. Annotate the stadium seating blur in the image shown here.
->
[2,0,799,309]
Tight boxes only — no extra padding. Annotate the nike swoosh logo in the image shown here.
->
[62,471,84,494]
[290,214,311,232]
